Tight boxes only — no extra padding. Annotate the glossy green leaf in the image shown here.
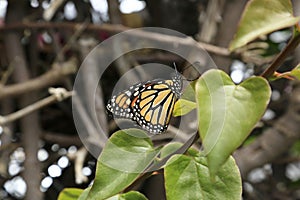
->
[165,155,242,200]
[173,99,196,117]
[230,0,300,51]
[58,188,84,200]
[106,191,148,200]
[196,69,271,176]
[88,129,159,200]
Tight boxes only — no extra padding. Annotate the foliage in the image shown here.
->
[165,155,241,200]
[229,0,300,51]
[290,64,300,80]
[173,99,196,117]
[58,188,86,200]
[196,70,271,176]
[58,188,146,200]
[87,129,159,200]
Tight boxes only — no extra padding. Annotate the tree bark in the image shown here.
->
[4,1,43,199]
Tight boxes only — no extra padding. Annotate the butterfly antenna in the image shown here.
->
[173,62,180,76]
[173,62,177,70]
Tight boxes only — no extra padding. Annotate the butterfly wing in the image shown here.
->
[107,71,182,134]
[132,81,177,133]
[106,82,144,119]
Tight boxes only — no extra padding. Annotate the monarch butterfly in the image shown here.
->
[106,68,182,134]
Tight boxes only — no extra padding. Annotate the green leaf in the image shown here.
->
[181,80,196,102]
[269,72,292,81]
[173,80,197,117]
[173,99,196,117]
[78,187,90,200]
[196,69,271,176]
[165,155,242,200]
[58,188,84,200]
[290,63,300,80]
[229,0,300,51]
[160,142,183,159]
[107,191,148,200]
[160,142,199,159]
[88,129,159,200]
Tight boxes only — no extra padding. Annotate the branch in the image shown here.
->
[78,37,109,133]
[4,16,43,198]
[0,22,230,57]
[43,0,67,21]
[68,147,88,184]
[72,94,107,150]
[198,0,225,42]
[42,131,82,147]
[261,30,300,78]
[0,88,73,125]
[0,57,77,100]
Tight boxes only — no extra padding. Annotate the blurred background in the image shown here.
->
[0,0,300,199]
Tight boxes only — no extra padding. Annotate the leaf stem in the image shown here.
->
[261,28,300,78]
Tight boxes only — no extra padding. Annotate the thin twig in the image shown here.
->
[261,31,300,78]
[0,22,230,57]
[42,131,82,147]
[0,88,73,125]
[54,21,90,63]
[43,0,67,21]
[0,57,77,100]
[72,94,107,149]
[68,147,88,184]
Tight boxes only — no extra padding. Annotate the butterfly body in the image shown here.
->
[107,70,182,134]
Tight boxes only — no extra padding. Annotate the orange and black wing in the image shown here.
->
[131,81,177,133]
[107,71,182,134]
